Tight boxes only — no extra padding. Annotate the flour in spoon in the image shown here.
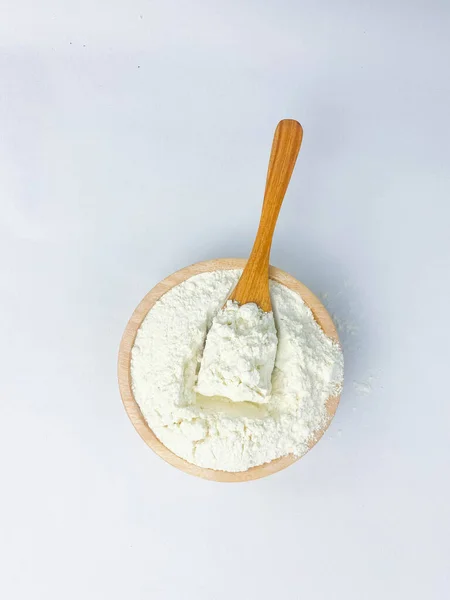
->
[195,300,278,403]
[131,270,344,472]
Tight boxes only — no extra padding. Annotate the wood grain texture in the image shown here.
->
[229,120,303,311]
[118,258,341,482]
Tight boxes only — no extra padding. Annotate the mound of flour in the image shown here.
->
[131,270,343,472]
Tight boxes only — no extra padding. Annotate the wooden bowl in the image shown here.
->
[118,258,341,482]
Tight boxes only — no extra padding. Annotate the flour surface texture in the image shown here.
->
[131,270,344,472]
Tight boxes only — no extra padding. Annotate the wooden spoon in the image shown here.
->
[228,119,303,311]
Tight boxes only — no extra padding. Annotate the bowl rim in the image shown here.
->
[117,258,341,482]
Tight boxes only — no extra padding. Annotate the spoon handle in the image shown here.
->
[229,119,303,311]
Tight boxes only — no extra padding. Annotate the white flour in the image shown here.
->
[131,270,344,472]
[195,300,278,403]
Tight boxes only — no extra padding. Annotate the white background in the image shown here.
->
[1,1,449,598]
